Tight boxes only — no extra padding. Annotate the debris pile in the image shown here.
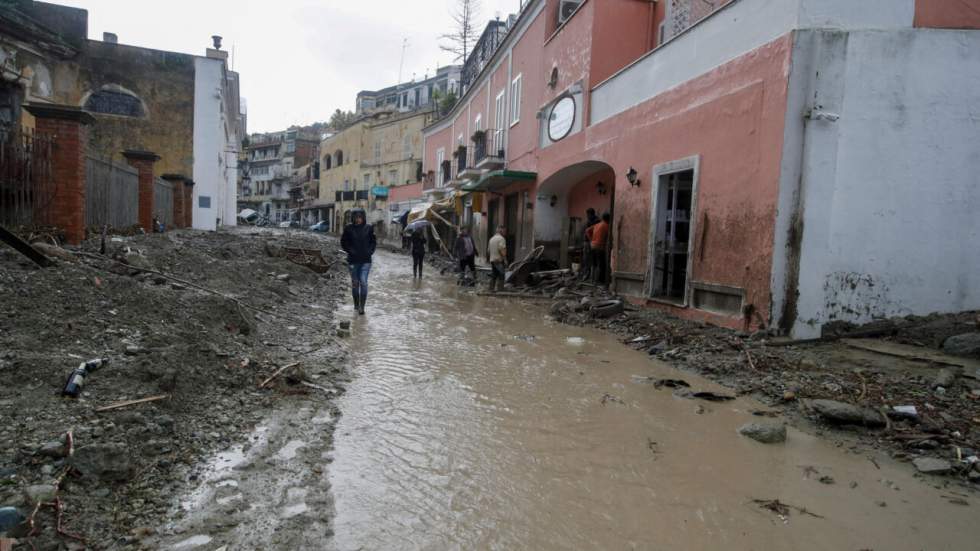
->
[0,228,349,549]
[555,296,980,484]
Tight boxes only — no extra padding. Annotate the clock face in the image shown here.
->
[548,96,575,142]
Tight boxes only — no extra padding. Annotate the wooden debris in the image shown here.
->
[259,362,301,388]
[0,225,53,267]
[841,338,980,370]
[95,394,170,412]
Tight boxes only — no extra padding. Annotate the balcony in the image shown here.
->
[473,129,506,171]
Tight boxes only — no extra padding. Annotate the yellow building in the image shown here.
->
[316,109,431,233]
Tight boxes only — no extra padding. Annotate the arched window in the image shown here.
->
[84,87,145,117]
[335,150,344,166]
[323,155,332,170]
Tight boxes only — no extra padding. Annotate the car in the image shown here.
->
[309,221,329,233]
[278,220,300,228]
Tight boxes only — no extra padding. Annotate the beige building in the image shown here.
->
[316,108,430,233]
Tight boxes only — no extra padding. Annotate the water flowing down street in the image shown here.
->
[324,250,975,550]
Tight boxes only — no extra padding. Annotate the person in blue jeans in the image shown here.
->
[341,208,376,315]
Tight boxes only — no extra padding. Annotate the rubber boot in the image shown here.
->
[358,293,367,315]
[352,290,360,312]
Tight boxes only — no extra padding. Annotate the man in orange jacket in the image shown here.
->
[585,212,610,286]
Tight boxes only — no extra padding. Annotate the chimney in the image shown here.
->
[207,35,229,61]
[212,35,223,50]
[103,32,118,43]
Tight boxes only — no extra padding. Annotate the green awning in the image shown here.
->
[461,170,537,192]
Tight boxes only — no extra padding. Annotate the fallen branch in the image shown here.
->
[743,345,758,371]
[752,498,824,519]
[259,362,301,388]
[95,394,170,412]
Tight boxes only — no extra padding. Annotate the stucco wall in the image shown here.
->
[583,34,794,327]
[914,0,980,29]
[788,29,980,337]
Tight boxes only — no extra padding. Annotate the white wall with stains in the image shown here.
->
[789,28,980,337]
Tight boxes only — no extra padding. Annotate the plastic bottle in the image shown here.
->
[61,357,110,398]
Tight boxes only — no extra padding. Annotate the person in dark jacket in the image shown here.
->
[454,227,477,280]
[341,208,376,315]
[410,228,426,278]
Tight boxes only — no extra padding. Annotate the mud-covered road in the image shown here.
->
[160,249,977,550]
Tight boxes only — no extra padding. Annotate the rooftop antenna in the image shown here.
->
[397,38,409,86]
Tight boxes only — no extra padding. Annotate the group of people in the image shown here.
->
[340,206,608,315]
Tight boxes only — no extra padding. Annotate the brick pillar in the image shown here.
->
[183,180,195,228]
[162,174,188,228]
[23,103,95,245]
[122,150,160,233]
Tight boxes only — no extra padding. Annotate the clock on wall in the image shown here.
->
[548,96,575,142]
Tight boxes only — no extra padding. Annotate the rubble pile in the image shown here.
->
[556,296,980,484]
[0,228,348,549]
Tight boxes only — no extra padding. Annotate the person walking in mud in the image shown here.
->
[341,208,376,315]
[454,227,477,283]
[487,225,508,293]
[410,227,426,278]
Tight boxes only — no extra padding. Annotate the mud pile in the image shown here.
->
[0,228,348,549]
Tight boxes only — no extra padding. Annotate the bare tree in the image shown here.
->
[439,0,482,63]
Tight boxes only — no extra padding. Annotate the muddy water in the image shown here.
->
[330,251,977,550]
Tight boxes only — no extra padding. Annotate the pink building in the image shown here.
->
[423,0,980,338]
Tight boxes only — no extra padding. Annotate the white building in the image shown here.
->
[193,37,244,230]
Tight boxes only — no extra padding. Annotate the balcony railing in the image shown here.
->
[473,129,505,168]
[452,146,468,179]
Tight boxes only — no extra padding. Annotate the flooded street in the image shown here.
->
[155,248,977,550]
[329,251,976,550]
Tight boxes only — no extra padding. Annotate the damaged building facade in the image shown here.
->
[0,0,244,239]
[422,0,980,338]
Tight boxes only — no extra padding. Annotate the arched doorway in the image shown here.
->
[535,161,615,280]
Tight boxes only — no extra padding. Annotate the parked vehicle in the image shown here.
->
[309,221,329,233]
[279,220,301,229]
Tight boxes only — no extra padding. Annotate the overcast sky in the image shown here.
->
[56,0,521,133]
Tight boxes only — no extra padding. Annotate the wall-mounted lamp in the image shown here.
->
[626,167,641,187]
[596,181,608,196]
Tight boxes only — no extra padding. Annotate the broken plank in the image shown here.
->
[476,292,554,300]
[840,339,980,370]
[95,394,170,412]
[0,225,53,267]
[258,361,301,388]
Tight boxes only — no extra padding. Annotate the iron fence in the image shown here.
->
[84,156,139,229]
[0,126,55,227]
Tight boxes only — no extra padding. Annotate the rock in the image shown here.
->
[806,399,886,427]
[125,345,145,356]
[92,488,111,498]
[156,415,176,431]
[932,367,960,389]
[943,333,980,359]
[0,506,26,534]
[24,484,58,504]
[912,457,952,475]
[738,422,787,444]
[276,273,291,282]
[36,440,66,458]
[339,321,351,330]
[71,443,133,482]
